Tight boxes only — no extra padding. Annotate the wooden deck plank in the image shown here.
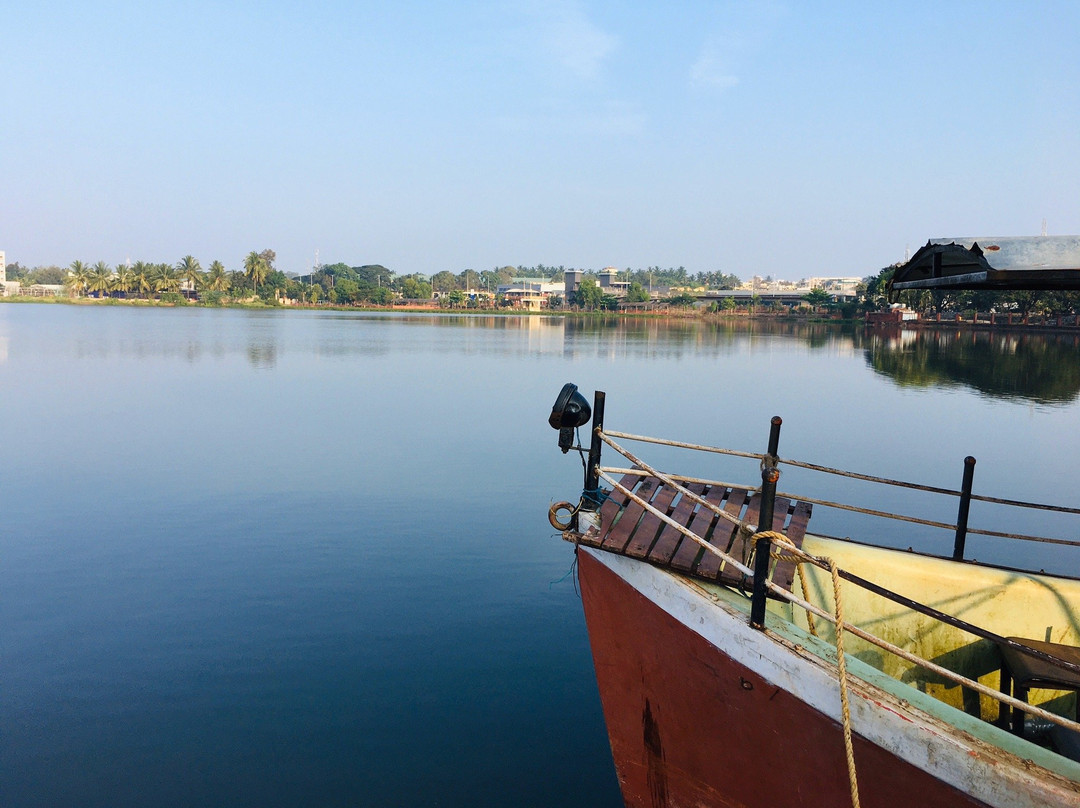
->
[623,482,680,559]
[575,472,641,550]
[723,492,761,572]
[770,500,813,592]
[601,476,658,553]
[669,485,729,572]
[578,473,813,595]
[597,472,640,533]
[694,488,749,580]
[647,482,707,565]
[718,496,792,588]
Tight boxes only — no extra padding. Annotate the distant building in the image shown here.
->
[497,278,566,311]
[597,267,629,295]
[802,276,862,298]
[564,269,583,295]
[0,250,15,297]
[562,266,632,301]
[737,275,860,301]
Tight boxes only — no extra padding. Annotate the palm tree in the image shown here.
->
[132,261,153,299]
[205,260,229,292]
[177,255,202,299]
[244,251,268,295]
[65,260,90,296]
[114,265,135,297]
[153,264,180,295]
[88,261,114,298]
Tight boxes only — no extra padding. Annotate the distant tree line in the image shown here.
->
[7,255,747,310]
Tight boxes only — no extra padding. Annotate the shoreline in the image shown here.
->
[4,295,1080,333]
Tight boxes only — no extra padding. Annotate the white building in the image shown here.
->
[0,250,14,297]
[497,278,565,310]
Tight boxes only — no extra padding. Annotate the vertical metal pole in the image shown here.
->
[953,456,976,561]
[581,391,606,511]
[751,416,782,628]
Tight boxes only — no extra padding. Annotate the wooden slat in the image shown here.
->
[771,500,813,592]
[669,485,729,572]
[624,482,680,559]
[576,472,641,549]
[647,482,707,565]
[694,488,748,580]
[724,492,761,573]
[717,496,789,586]
[598,472,641,535]
[601,477,657,553]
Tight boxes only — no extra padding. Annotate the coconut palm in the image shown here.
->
[88,261,114,298]
[205,260,229,292]
[114,265,135,297]
[65,260,90,296]
[243,251,268,295]
[177,255,202,299]
[132,262,153,298]
[153,264,180,295]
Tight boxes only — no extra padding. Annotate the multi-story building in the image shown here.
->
[497,278,566,310]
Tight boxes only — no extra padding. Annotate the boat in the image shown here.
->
[545,264,1080,807]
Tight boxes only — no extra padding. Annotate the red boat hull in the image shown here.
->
[577,547,990,808]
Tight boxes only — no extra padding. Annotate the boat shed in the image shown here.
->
[890,236,1080,299]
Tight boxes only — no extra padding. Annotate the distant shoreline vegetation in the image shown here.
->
[3,253,746,313]
[4,253,1079,323]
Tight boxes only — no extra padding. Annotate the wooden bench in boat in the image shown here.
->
[571,471,813,593]
[998,637,1080,739]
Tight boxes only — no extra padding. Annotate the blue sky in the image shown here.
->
[3,1,1078,280]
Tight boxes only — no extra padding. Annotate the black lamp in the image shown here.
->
[548,383,592,453]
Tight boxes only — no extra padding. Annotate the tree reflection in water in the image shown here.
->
[865,327,1080,404]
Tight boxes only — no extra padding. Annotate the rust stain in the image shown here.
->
[643,698,669,807]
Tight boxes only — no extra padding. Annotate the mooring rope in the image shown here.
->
[830,557,861,808]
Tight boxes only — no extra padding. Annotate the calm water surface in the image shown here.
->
[2,306,1078,807]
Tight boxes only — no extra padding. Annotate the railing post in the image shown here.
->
[580,391,606,514]
[953,455,976,560]
[751,416,782,628]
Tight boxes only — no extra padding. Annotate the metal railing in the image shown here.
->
[585,424,1080,738]
[601,429,1080,555]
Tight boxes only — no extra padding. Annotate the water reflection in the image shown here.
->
[865,327,1080,404]
[10,307,1079,403]
[3,309,872,369]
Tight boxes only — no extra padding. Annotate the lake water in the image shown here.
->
[2,305,1078,807]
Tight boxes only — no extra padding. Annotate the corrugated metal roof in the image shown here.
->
[891,236,1080,294]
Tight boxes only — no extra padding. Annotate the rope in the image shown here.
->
[831,558,861,808]
[767,537,817,637]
